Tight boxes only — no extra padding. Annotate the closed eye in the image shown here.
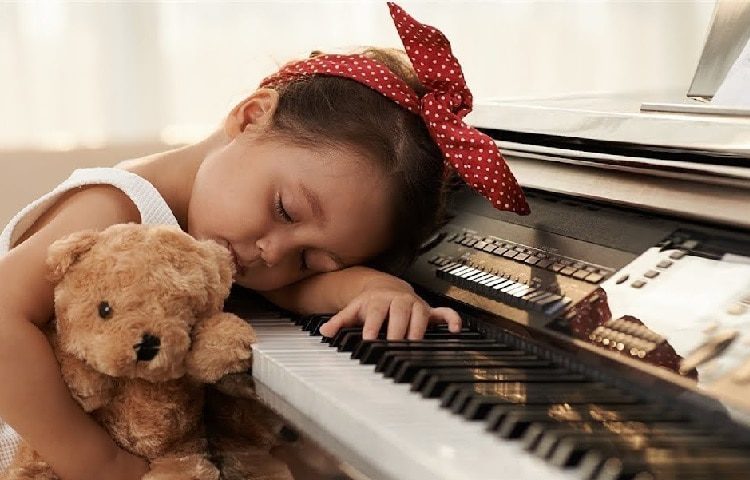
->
[274,192,294,223]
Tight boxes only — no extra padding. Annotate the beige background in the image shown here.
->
[0,1,720,229]
[0,143,169,228]
[1,1,714,149]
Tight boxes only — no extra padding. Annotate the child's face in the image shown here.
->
[187,134,393,291]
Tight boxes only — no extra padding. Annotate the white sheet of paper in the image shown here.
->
[712,36,750,107]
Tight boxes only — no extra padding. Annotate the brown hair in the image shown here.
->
[263,48,449,274]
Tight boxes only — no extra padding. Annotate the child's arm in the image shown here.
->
[0,186,148,480]
[261,266,461,340]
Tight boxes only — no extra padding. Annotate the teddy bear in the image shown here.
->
[1,224,260,480]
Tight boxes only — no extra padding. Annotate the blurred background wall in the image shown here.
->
[0,0,716,224]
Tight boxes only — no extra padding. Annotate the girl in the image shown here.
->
[0,3,528,479]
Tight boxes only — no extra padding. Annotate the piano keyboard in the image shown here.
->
[251,316,573,480]
[250,315,750,480]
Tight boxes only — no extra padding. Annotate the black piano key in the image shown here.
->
[338,320,437,351]
[298,314,330,333]
[415,368,587,398]
[531,421,747,473]
[353,339,499,363]
[329,327,362,348]
[300,315,316,331]
[339,330,392,352]
[576,423,750,476]
[439,374,611,411]
[338,330,368,352]
[444,385,476,412]
[522,422,553,452]
[464,389,638,421]
[544,428,727,468]
[579,442,750,480]
[487,403,689,440]
[310,316,331,336]
[450,382,638,419]
[388,354,550,381]
[545,432,622,467]
[587,451,750,480]
[338,325,480,353]
[431,325,474,334]
[379,346,534,374]
[414,331,486,341]
[333,327,481,350]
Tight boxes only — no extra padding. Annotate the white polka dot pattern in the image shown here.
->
[261,2,530,215]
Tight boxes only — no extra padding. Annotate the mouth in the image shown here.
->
[226,242,247,277]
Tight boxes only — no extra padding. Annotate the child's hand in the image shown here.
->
[318,278,461,340]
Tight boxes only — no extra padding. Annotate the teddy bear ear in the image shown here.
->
[198,239,235,312]
[46,230,100,283]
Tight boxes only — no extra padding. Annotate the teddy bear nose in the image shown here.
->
[134,334,161,362]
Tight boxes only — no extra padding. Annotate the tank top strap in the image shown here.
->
[0,167,179,253]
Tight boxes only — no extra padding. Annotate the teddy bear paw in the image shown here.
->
[186,312,256,383]
[144,454,219,480]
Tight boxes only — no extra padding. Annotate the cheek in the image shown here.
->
[189,174,267,241]
[237,266,309,292]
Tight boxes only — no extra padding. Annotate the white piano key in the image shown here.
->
[492,279,515,290]
[466,271,490,282]
[456,267,481,279]
[250,319,578,480]
[479,274,502,286]
[447,265,472,276]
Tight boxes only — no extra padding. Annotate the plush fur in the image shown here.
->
[2,224,259,480]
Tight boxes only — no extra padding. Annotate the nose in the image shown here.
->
[134,333,161,362]
[256,234,295,268]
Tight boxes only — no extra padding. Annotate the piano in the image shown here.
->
[225,6,750,479]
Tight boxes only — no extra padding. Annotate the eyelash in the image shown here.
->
[274,193,294,223]
[274,193,309,271]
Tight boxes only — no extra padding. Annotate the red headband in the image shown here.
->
[260,2,530,215]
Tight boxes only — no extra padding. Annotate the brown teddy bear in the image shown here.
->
[1,224,259,480]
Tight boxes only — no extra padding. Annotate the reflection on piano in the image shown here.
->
[237,10,750,478]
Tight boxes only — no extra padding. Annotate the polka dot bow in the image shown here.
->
[260,2,530,215]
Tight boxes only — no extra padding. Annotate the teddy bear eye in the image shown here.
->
[98,301,113,319]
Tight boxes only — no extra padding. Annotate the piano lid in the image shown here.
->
[467,92,750,230]
[468,91,750,155]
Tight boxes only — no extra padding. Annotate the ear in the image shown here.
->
[46,230,100,283]
[224,88,279,139]
[197,239,235,315]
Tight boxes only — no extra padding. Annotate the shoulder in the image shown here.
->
[55,183,142,224]
[13,183,141,248]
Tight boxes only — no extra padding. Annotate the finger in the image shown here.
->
[362,300,390,340]
[319,300,361,338]
[429,307,462,333]
[386,297,413,340]
[406,301,430,340]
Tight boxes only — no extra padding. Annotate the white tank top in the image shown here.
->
[0,167,179,470]
[1,167,179,253]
